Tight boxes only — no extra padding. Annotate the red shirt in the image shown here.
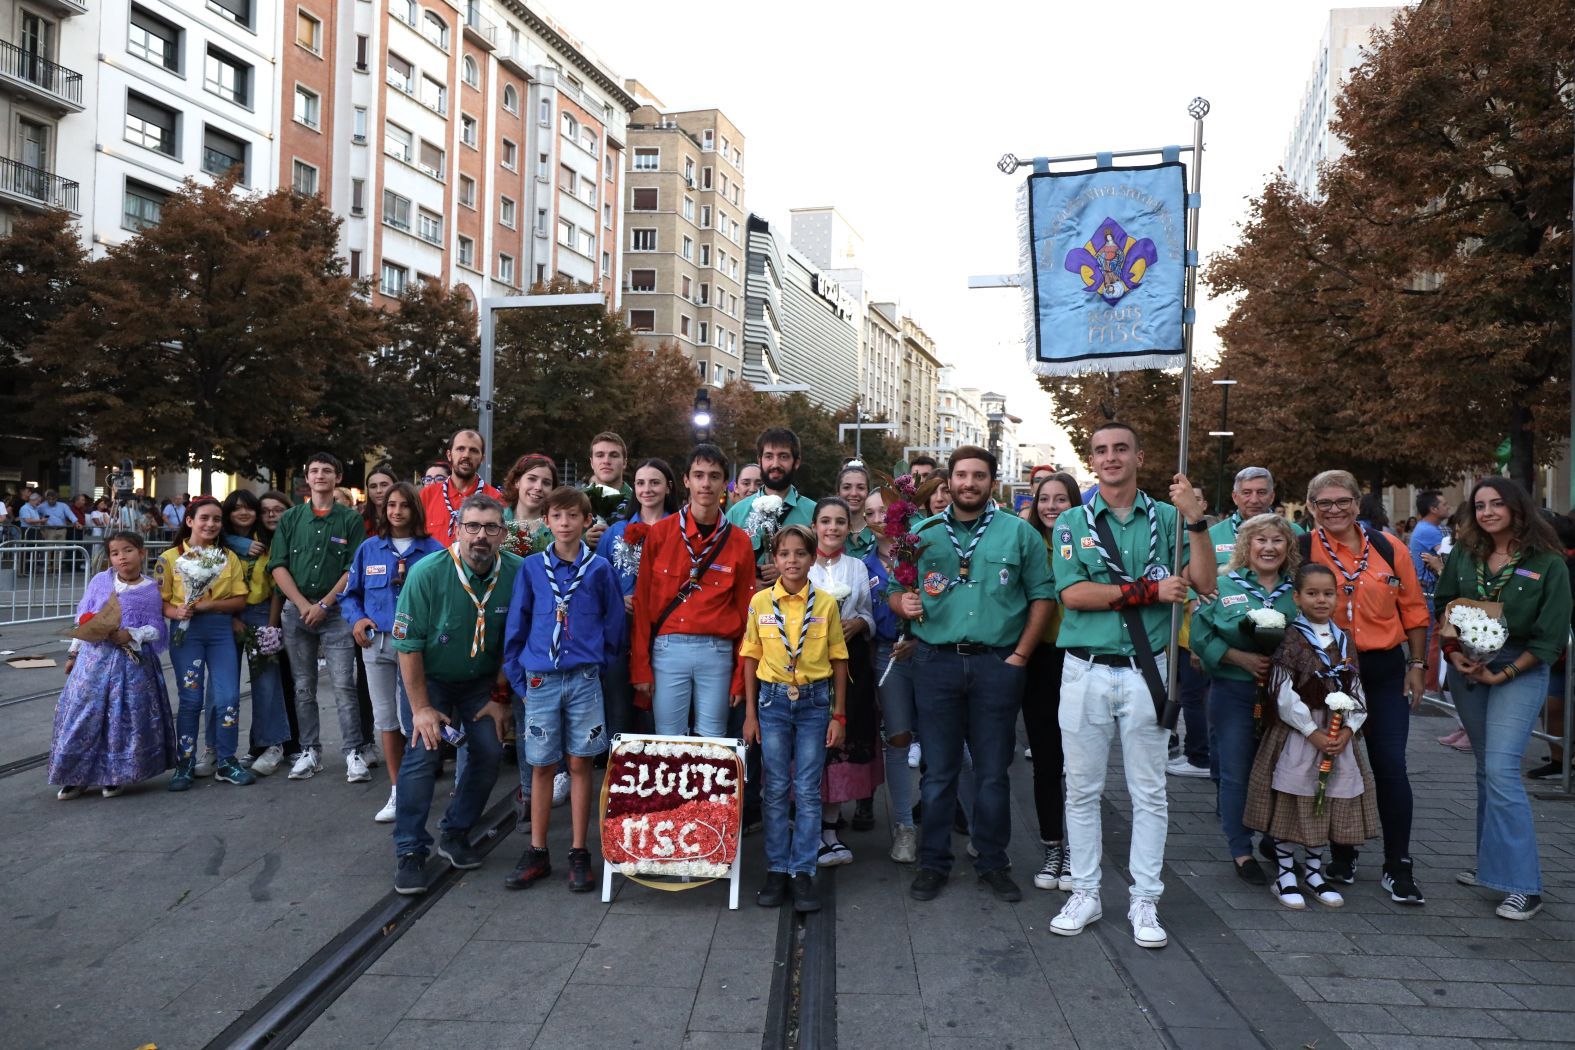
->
[630,508,758,693]
[420,476,504,547]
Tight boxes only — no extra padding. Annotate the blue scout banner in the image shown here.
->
[1018,162,1187,375]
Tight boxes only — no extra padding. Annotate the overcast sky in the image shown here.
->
[568,0,1365,447]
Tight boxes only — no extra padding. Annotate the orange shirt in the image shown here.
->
[1305,527,1430,652]
[420,476,504,547]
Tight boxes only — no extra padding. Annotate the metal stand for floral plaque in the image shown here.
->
[599,733,746,910]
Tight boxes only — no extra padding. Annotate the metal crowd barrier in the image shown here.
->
[0,538,174,625]
[1420,626,1575,795]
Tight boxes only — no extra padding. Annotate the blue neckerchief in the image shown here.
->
[542,542,593,667]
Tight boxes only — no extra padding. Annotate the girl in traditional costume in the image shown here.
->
[1244,563,1379,909]
[51,531,177,798]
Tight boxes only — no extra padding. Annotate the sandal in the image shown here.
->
[1304,866,1344,907]
[1271,868,1306,909]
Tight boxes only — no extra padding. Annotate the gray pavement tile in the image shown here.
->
[1500,982,1575,1010]
[685,948,773,1034]
[1303,976,1424,1007]
[366,895,495,978]
[1306,1001,1410,1036]
[681,1033,767,1050]
[1512,958,1575,983]
[1477,1042,1575,1050]
[472,880,609,943]
[835,898,919,996]
[1261,951,1414,980]
[903,892,1031,954]
[1351,1038,1481,1050]
[570,912,714,988]
[1024,926,1161,1047]
[913,948,1073,1043]
[405,940,581,1024]
[837,993,931,1049]
[294,975,434,1050]
[1422,957,1540,983]
[1164,1027,1278,1050]
[1487,1009,1575,1041]
[1383,1004,1514,1039]
[1232,928,1357,955]
[533,983,692,1050]
[1529,937,1575,962]
[378,1019,537,1049]
[1400,979,1523,1010]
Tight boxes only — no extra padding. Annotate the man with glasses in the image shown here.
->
[421,430,503,547]
[391,494,522,894]
[421,462,451,488]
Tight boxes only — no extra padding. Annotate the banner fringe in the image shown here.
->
[1030,353,1184,378]
[1016,181,1037,364]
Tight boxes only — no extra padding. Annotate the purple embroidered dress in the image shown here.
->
[49,571,178,787]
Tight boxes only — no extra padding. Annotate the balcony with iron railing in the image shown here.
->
[463,1,496,49]
[0,40,84,111]
[0,156,79,212]
[32,0,86,17]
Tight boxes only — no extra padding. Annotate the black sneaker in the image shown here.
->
[791,873,821,913]
[1325,857,1356,885]
[567,847,594,893]
[909,868,948,901]
[1234,858,1268,886]
[1497,892,1542,920]
[979,868,1023,902]
[1381,859,1425,905]
[757,871,790,908]
[1525,760,1562,779]
[437,833,481,870]
[851,798,875,831]
[394,853,429,895]
[504,847,552,890]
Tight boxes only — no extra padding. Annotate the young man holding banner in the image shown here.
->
[1049,423,1214,948]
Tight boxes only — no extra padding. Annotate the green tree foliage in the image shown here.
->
[0,207,86,466]
[377,280,482,473]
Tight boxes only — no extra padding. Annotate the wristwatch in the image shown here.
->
[1185,519,1209,533]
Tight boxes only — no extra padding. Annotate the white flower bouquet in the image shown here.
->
[1245,608,1287,630]
[1444,600,1509,663]
[743,494,786,544]
[819,581,852,604]
[172,546,229,644]
[1315,690,1363,814]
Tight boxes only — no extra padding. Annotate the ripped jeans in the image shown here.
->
[521,665,608,767]
[170,610,242,762]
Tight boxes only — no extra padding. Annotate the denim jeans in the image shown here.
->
[758,679,832,876]
[877,640,916,830]
[651,634,734,737]
[361,634,404,734]
[1207,676,1260,858]
[522,666,608,765]
[238,602,291,748]
[1449,647,1547,895]
[1060,652,1170,900]
[281,602,364,757]
[1333,645,1412,866]
[1177,646,1211,769]
[910,644,1025,875]
[1022,642,1066,842]
[171,611,241,762]
[393,676,501,858]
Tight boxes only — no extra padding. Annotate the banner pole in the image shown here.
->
[1162,97,1210,730]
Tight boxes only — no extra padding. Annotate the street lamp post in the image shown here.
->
[1210,378,1237,515]
[692,387,713,442]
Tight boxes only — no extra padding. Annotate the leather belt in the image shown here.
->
[1066,647,1140,668]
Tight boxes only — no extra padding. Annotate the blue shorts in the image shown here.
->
[522,665,608,766]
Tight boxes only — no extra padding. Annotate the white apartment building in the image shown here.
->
[0,0,94,231]
[979,391,1021,485]
[936,366,985,455]
[1283,5,1404,199]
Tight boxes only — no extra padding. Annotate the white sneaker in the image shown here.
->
[237,752,255,768]
[907,742,921,769]
[1128,896,1168,948]
[1050,891,1102,936]
[362,741,383,768]
[194,747,217,778]
[250,745,285,777]
[1166,755,1208,778]
[889,824,918,864]
[346,750,371,783]
[287,750,322,780]
[551,770,570,807]
[374,785,398,823]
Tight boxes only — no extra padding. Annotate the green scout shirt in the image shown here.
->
[1190,567,1300,680]
[905,507,1055,648]
[846,525,876,562]
[1053,491,1190,656]
[1208,512,1305,566]
[392,547,523,682]
[1433,547,1572,666]
[268,502,366,602]
[726,485,815,560]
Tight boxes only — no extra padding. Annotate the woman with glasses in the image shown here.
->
[420,462,451,489]
[341,482,444,822]
[1301,469,1430,904]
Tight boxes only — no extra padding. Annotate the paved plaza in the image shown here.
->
[2,617,1572,1049]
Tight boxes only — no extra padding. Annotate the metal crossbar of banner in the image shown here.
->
[976,98,1211,728]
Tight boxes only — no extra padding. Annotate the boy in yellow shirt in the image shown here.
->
[741,525,847,913]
